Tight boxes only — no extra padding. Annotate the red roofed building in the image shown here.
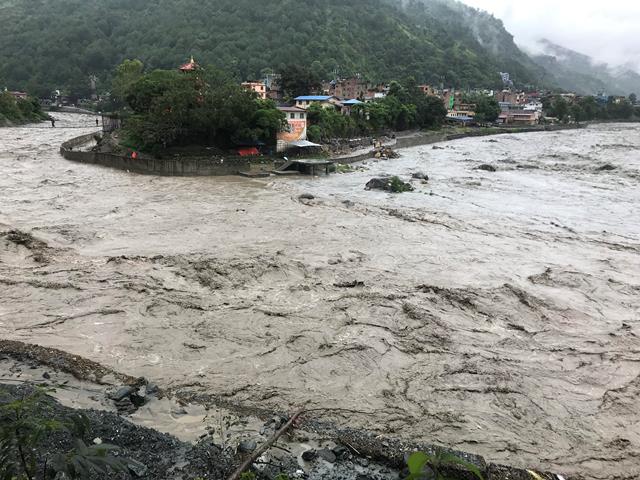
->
[179,56,200,73]
[9,91,28,100]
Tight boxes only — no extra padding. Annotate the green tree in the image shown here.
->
[629,93,637,105]
[0,92,23,121]
[471,96,501,123]
[306,103,356,140]
[112,59,144,103]
[551,97,569,122]
[607,99,634,120]
[279,64,321,99]
[122,67,285,151]
[577,96,599,120]
[570,104,585,124]
[415,95,447,128]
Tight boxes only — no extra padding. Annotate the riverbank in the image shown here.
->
[0,109,50,127]
[332,123,585,164]
[60,123,585,177]
[0,92,50,127]
[0,338,564,480]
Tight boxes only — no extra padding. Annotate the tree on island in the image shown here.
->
[115,61,286,152]
[112,59,144,103]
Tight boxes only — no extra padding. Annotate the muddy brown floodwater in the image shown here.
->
[1,114,639,480]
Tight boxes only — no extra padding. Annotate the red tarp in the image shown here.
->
[237,147,259,157]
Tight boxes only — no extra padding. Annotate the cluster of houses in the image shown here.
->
[239,72,554,151]
[241,79,366,152]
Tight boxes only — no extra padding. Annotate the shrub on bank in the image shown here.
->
[0,92,48,125]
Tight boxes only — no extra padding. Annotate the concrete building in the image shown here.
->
[497,106,541,125]
[7,91,28,100]
[340,98,364,116]
[276,106,308,152]
[419,85,437,96]
[495,90,526,106]
[294,95,342,110]
[333,77,368,100]
[242,81,267,100]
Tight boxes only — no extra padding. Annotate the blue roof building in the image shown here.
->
[294,95,334,101]
[295,95,342,110]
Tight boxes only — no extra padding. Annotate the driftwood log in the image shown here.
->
[226,409,306,480]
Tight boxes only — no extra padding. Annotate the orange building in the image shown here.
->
[276,106,307,152]
[419,85,437,96]
[242,81,267,100]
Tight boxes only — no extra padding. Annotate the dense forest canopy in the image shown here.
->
[0,0,546,97]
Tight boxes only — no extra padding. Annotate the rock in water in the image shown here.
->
[332,445,350,460]
[597,164,616,171]
[238,439,257,453]
[365,176,414,193]
[109,386,135,401]
[317,448,337,463]
[412,172,429,180]
[477,164,497,172]
[127,460,148,477]
[302,449,318,461]
[365,177,391,191]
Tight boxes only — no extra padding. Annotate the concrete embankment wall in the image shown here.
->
[334,124,583,164]
[60,134,275,176]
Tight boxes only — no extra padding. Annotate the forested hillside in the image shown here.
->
[0,0,545,97]
[531,39,640,95]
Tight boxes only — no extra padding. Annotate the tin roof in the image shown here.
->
[294,95,335,101]
[277,106,306,113]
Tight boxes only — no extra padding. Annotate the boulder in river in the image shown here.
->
[317,448,337,463]
[412,172,429,181]
[302,449,318,461]
[365,176,414,193]
[238,439,257,453]
[597,164,616,171]
[109,386,135,401]
[476,164,497,172]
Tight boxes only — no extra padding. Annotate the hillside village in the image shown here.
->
[236,65,637,151]
[3,56,639,152]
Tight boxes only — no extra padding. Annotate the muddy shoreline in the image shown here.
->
[0,339,563,480]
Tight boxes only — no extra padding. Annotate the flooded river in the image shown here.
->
[1,114,639,479]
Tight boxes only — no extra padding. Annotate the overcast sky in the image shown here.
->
[458,0,640,71]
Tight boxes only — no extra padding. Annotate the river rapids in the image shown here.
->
[1,114,639,479]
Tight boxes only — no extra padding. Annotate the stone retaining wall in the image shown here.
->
[60,134,275,176]
[333,124,583,164]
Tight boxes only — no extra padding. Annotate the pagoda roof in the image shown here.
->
[179,56,200,72]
